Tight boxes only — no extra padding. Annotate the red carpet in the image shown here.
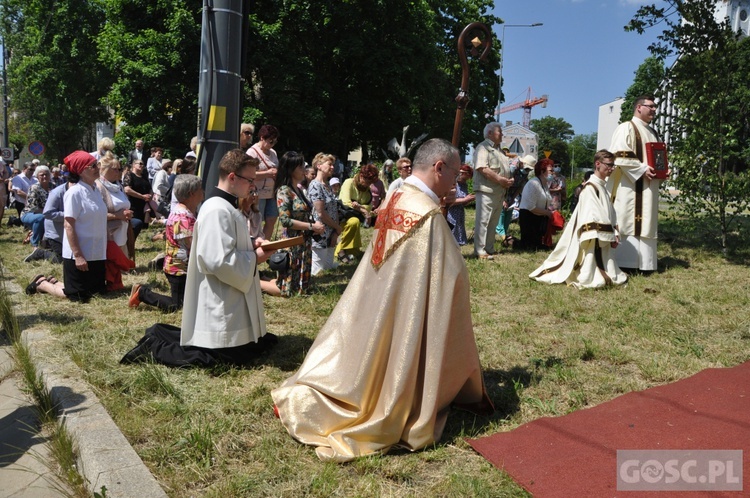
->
[468,361,750,497]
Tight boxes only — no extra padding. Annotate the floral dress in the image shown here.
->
[307,179,339,249]
[548,174,566,211]
[447,180,470,245]
[276,185,313,297]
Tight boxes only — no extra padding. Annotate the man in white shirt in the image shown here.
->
[10,162,37,216]
[472,122,513,260]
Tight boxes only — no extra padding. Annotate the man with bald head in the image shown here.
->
[128,139,145,166]
[273,138,492,463]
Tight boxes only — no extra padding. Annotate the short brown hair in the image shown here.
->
[594,149,614,164]
[218,149,259,179]
[633,94,656,112]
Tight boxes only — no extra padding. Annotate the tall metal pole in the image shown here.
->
[495,23,543,122]
[2,41,8,148]
[197,0,246,191]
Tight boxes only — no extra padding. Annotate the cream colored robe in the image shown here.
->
[272,183,491,462]
[608,117,661,270]
[180,195,267,349]
[529,176,628,289]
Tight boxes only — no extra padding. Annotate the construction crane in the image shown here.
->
[492,87,548,129]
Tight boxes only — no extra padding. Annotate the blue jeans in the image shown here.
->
[258,197,279,219]
[130,218,145,239]
[21,212,45,247]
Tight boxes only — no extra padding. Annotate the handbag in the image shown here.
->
[268,250,290,272]
[156,197,171,217]
[337,200,365,223]
[267,215,292,273]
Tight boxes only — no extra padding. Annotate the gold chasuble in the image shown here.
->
[272,183,492,462]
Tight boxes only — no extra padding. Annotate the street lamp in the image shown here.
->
[496,22,543,122]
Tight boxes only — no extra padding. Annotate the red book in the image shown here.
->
[646,142,668,179]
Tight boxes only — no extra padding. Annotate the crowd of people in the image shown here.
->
[15,94,667,462]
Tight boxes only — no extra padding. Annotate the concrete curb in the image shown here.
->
[11,281,167,498]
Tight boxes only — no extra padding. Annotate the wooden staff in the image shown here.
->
[451,22,493,147]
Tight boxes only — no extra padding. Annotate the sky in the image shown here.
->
[489,0,664,136]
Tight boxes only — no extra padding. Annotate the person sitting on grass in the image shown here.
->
[128,175,204,312]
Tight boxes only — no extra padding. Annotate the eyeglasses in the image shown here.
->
[89,163,99,170]
[640,103,657,109]
[234,172,255,184]
[600,162,615,168]
[399,165,412,170]
[440,162,462,181]
[264,138,278,145]
[242,131,253,136]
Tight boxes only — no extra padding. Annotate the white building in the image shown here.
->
[500,121,538,158]
[596,98,624,152]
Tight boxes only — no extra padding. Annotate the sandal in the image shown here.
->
[46,276,59,285]
[25,274,47,295]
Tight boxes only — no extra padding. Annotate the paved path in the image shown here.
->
[0,343,69,497]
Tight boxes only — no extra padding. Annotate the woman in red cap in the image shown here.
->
[26,151,108,301]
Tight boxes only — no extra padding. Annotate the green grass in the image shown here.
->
[4,208,750,497]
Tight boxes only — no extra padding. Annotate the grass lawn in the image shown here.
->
[5,207,750,497]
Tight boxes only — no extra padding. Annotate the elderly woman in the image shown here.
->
[95,152,135,290]
[247,124,280,240]
[308,153,343,275]
[380,159,395,185]
[274,151,325,297]
[518,158,555,251]
[91,137,115,160]
[21,165,52,259]
[26,151,107,301]
[336,163,378,262]
[95,152,133,255]
[387,157,412,193]
[129,175,204,312]
[447,164,476,246]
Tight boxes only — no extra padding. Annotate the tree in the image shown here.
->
[530,115,573,169]
[97,0,203,159]
[620,56,665,123]
[627,0,750,251]
[0,0,110,160]
[567,133,598,171]
[243,0,501,160]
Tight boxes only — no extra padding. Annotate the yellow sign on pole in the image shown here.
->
[208,105,227,132]
[543,150,552,158]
